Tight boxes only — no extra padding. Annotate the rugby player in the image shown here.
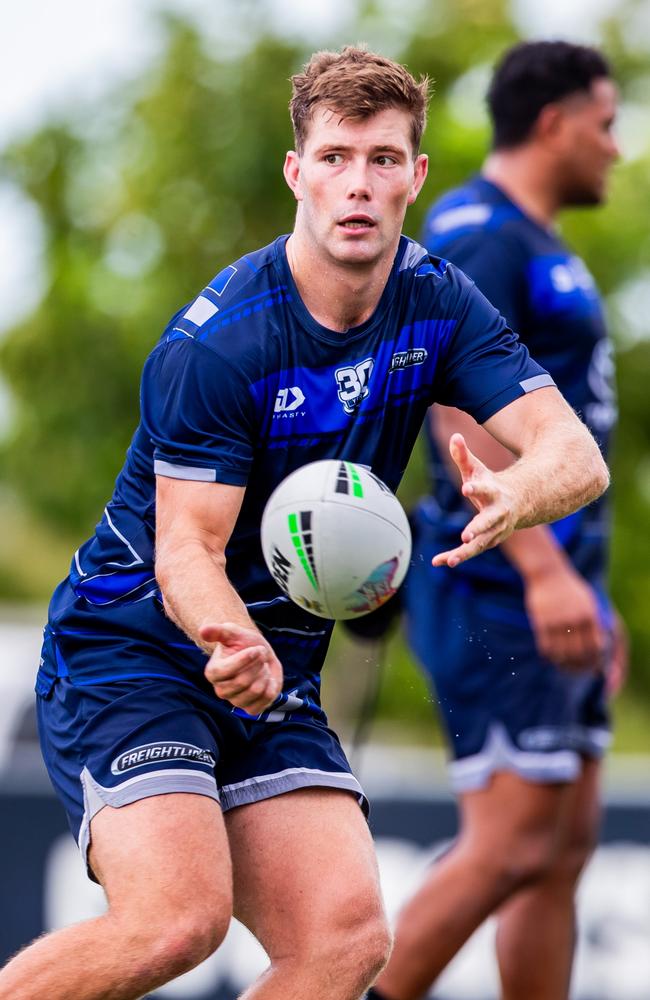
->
[0,46,608,1000]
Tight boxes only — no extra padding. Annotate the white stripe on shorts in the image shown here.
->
[219,766,365,812]
[78,766,219,869]
[449,722,580,793]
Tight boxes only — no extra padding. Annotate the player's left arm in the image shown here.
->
[433,404,609,670]
[433,386,609,568]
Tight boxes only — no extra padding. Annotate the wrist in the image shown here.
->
[500,525,571,584]
[520,546,574,586]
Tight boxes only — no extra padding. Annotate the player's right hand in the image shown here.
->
[523,564,607,671]
[200,622,283,714]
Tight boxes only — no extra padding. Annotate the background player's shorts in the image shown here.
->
[405,558,612,794]
[37,657,366,877]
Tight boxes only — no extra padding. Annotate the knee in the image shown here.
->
[351,913,393,983]
[325,909,393,987]
[152,911,230,976]
[117,903,231,982]
[483,832,559,890]
[550,824,598,885]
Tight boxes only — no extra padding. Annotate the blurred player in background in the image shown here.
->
[372,39,626,1000]
[0,46,610,1000]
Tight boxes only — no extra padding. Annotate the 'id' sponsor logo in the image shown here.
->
[111,742,216,775]
[274,386,305,416]
[388,348,428,372]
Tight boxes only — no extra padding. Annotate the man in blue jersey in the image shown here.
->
[372,40,624,1000]
[0,46,608,1000]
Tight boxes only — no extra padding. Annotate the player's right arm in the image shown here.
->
[155,475,282,714]
[432,404,608,670]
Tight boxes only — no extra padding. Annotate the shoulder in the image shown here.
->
[397,237,476,309]
[422,181,529,261]
[160,238,287,356]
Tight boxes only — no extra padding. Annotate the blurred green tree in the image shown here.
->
[0,18,301,534]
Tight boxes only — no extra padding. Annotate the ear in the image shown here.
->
[407,153,429,206]
[283,151,303,201]
[534,103,567,143]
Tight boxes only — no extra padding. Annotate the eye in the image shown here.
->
[323,153,344,165]
[376,154,398,167]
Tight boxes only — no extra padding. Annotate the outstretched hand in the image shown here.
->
[432,433,519,568]
[201,622,283,715]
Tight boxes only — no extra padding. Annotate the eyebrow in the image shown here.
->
[312,142,407,156]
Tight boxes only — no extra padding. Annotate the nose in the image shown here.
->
[346,158,372,201]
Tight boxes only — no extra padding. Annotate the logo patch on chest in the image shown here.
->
[334,357,374,414]
[274,386,306,415]
[388,347,428,372]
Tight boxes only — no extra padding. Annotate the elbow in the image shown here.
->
[154,546,173,594]
[154,554,174,619]
[592,453,610,500]
[154,537,227,593]
[584,443,610,504]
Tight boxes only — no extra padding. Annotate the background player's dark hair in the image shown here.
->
[487,40,611,149]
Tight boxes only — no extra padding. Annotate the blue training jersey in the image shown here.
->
[418,176,616,600]
[43,234,551,688]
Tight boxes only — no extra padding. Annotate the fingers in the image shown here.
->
[449,433,486,491]
[432,508,510,568]
[203,634,283,714]
[448,433,472,480]
[205,644,268,684]
[432,541,482,569]
[199,621,254,647]
[536,620,607,671]
[214,660,278,713]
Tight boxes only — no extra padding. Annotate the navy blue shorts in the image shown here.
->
[37,658,366,873]
[405,556,611,793]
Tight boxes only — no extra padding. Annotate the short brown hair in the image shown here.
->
[290,45,430,155]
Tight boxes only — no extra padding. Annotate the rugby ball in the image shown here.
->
[261,460,411,620]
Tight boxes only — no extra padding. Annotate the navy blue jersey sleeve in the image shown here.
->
[439,232,527,334]
[141,339,255,486]
[434,263,554,423]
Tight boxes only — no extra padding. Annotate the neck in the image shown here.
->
[285,229,396,332]
[483,148,562,227]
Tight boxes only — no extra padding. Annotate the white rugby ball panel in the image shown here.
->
[261,460,412,620]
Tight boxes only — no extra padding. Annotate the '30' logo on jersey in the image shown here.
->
[335,358,375,414]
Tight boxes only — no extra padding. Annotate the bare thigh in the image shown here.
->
[556,755,602,860]
[225,788,386,957]
[461,771,572,845]
[90,792,233,928]
[459,760,602,880]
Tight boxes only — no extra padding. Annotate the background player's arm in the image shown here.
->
[432,386,609,569]
[432,404,608,670]
[155,476,282,712]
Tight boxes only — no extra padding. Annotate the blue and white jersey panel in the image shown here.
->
[420,176,614,600]
[45,234,550,687]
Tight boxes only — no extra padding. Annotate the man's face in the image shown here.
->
[555,77,619,206]
[284,106,428,268]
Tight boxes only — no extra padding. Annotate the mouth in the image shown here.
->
[337,215,377,231]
